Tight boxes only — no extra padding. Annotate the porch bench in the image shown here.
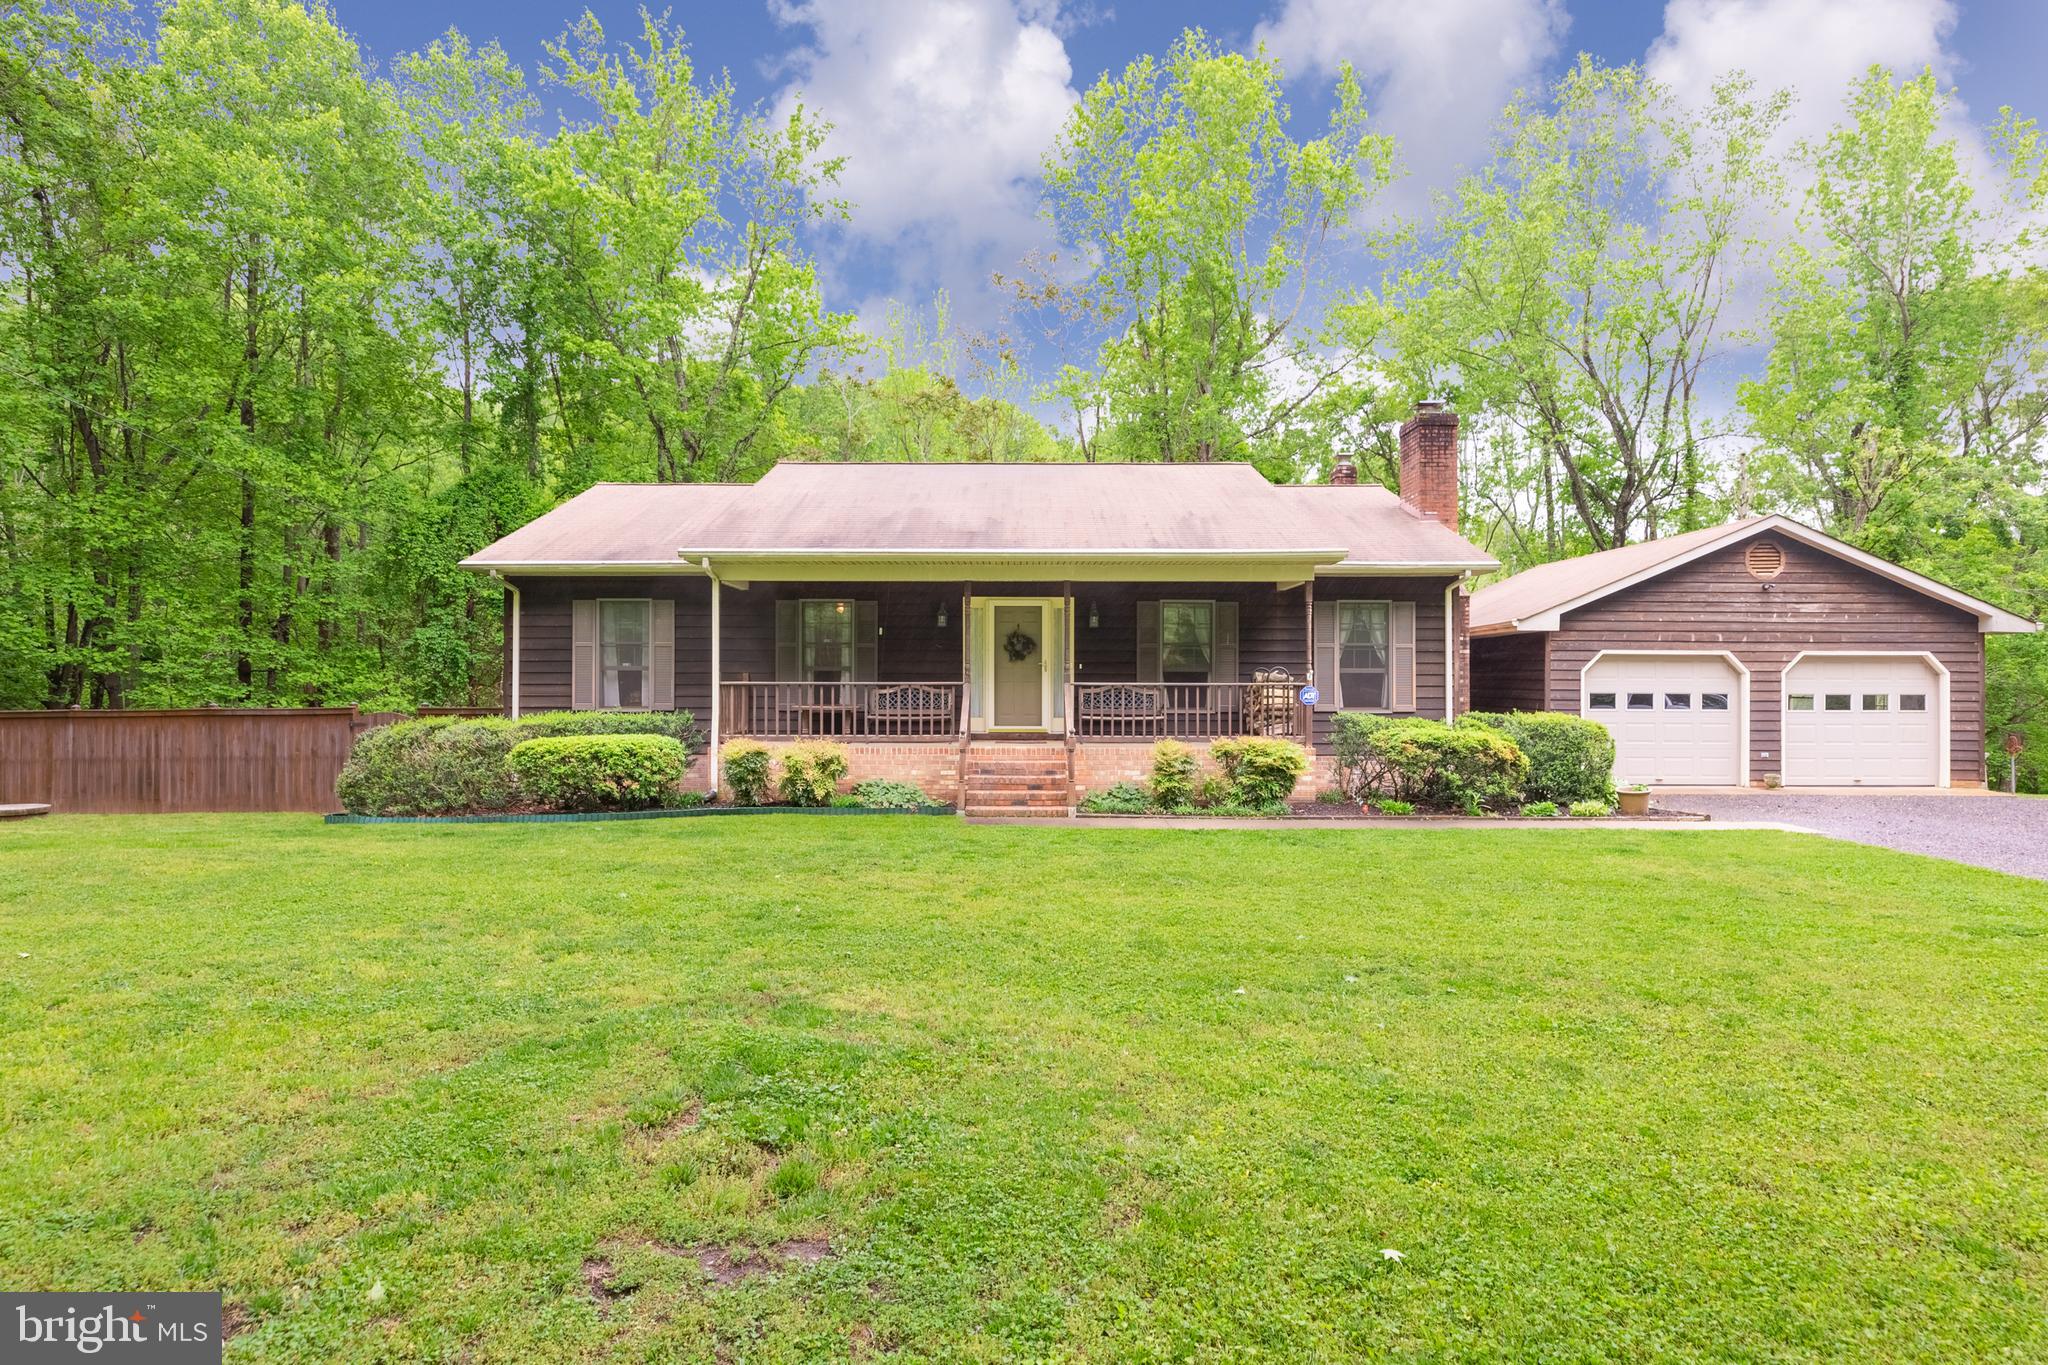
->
[864,684,959,732]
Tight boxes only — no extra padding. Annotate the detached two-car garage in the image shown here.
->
[1579,650,1944,788]
[1468,517,2034,789]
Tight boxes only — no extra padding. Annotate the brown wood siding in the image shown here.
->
[1308,576,1459,750]
[1541,537,1985,783]
[508,576,712,718]
[719,582,967,682]
[1071,583,1306,681]
[1470,632,1547,712]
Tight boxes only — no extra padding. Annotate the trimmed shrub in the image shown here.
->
[1520,800,1560,817]
[335,710,702,816]
[720,739,774,806]
[1332,713,1528,812]
[850,778,934,809]
[505,734,689,812]
[778,741,849,806]
[1463,711,1616,806]
[1209,736,1310,808]
[1080,782,1152,814]
[1149,739,1200,810]
[1569,799,1613,818]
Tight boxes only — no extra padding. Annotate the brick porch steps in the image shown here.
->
[962,740,1072,818]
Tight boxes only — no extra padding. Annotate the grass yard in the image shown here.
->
[2,817,2046,1362]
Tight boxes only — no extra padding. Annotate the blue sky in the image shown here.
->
[324,0,2048,361]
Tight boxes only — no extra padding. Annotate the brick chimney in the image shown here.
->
[1329,458,1358,485]
[1398,400,1459,530]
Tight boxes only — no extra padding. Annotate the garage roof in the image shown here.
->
[1469,515,2036,636]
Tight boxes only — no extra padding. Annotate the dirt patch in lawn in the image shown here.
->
[686,1236,834,1285]
[582,1257,635,1302]
[221,1302,253,1340]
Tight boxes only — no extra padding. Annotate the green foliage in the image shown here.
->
[1521,801,1560,817]
[1032,29,1393,471]
[1208,737,1311,808]
[1148,740,1201,810]
[1368,60,1785,548]
[1373,798,1416,815]
[1465,711,1617,806]
[1080,782,1153,814]
[720,739,774,807]
[849,779,936,809]
[777,742,849,807]
[1333,714,1529,812]
[1314,787,1348,805]
[505,735,688,812]
[1570,800,1615,818]
[335,710,699,815]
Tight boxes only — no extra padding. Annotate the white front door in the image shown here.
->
[973,598,1063,733]
[1583,653,1743,786]
[1782,654,1942,786]
[992,604,1045,728]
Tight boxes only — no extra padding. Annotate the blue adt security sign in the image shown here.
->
[1297,685,1319,706]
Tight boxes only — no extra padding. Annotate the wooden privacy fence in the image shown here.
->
[0,706,500,814]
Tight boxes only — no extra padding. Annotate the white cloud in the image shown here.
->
[767,0,1078,330]
[1646,0,1963,151]
[1251,0,1568,214]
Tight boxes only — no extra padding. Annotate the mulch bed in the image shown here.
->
[1284,802,1707,823]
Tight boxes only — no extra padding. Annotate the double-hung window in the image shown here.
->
[1336,601,1391,710]
[1160,601,1215,684]
[800,600,855,682]
[599,599,652,709]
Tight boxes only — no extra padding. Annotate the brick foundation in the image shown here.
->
[1070,741,1336,802]
[714,741,963,805]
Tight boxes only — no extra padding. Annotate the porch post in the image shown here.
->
[1303,578,1315,740]
[1443,580,1456,723]
[708,569,722,795]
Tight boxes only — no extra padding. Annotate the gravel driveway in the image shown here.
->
[1656,792,2048,881]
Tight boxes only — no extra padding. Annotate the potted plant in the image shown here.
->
[1617,783,1651,816]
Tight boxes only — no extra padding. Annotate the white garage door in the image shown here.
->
[1782,655,1941,786]
[1582,654,1742,786]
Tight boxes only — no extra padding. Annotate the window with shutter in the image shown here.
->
[1336,601,1390,709]
[598,599,653,709]
[1390,600,1416,711]
[1212,601,1239,684]
[1160,601,1214,683]
[1136,600,1162,682]
[571,600,599,710]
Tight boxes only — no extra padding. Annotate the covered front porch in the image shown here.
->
[712,582,1313,746]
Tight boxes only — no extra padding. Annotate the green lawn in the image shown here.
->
[2,816,2045,1362]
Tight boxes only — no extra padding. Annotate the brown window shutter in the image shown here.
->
[1391,600,1417,712]
[1312,599,1338,710]
[775,600,799,681]
[649,599,676,710]
[571,599,598,710]
[1136,600,1161,682]
[854,600,879,682]
[1212,600,1239,683]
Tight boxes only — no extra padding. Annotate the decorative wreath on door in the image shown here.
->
[1003,625,1038,663]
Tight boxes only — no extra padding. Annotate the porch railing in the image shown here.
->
[721,682,964,740]
[1071,682,1306,741]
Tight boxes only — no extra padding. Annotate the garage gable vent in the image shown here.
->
[1745,540,1786,580]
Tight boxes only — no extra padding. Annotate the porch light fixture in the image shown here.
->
[1088,602,1100,629]
[936,603,948,628]
[834,600,846,614]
